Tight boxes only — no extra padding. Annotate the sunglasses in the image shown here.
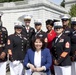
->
[54,27,63,29]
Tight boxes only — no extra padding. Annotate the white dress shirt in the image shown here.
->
[27,50,46,71]
[34,50,41,68]
[26,26,30,33]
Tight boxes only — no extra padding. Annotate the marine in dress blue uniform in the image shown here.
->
[33,19,47,44]
[7,21,27,75]
[70,17,76,75]
[0,12,8,75]
[52,21,71,75]
[60,14,72,37]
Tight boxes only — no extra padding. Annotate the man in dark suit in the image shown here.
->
[60,14,72,37]
[7,21,27,75]
[34,19,47,44]
[70,17,76,75]
[18,15,35,50]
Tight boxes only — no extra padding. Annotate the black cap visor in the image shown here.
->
[14,25,22,29]
[71,22,76,25]
[54,26,63,29]
[62,18,69,21]
[34,22,42,26]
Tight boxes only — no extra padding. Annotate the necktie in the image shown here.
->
[26,27,29,32]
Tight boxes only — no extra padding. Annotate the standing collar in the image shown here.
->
[57,33,62,38]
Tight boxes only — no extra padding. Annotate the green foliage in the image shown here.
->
[0,0,23,3]
[60,0,65,7]
[69,4,76,17]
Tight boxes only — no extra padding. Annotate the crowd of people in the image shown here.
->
[0,11,76,75]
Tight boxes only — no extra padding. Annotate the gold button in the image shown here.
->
[22,46,23,48]
[22,43,23,45]
[1,38,3,40]
[22,49,23,51]
[22,40,23,42]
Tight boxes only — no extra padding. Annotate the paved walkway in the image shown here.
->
[6,71,10,75]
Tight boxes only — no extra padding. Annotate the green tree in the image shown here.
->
[0,0,23,3]
[60,0,65,7]
[69,4,76,17]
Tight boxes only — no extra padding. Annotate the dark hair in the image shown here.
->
[53,19,61,26]
[53,19,60,22]
[31,36,46,51]
[46,19,53,26]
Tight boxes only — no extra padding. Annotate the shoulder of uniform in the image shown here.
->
[30,27,34,30]
[69,27,72,31]
[41,30,45,32]
[22,25,25,28]
[41,31,46,34]
[62,34,70,39]
[67,27,72,30]
[62,34,66,37]
[2,27,7,31]
[30,27,35,32]
[9,34,14,37]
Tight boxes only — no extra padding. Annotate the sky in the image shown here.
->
[50,0,63,5]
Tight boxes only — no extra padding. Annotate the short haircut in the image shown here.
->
[46,19,53,26]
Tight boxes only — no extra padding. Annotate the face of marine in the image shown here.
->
[35,25,42,31]
[15,28,22,34]
[24,19,31,27]
[73,25,76,30]
[55,28,63,34]
[62,20,69,27]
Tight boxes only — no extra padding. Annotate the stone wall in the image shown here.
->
[0,0,67,35]
[65,0,76,12]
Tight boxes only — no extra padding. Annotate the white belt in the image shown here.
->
[0,44,5,47]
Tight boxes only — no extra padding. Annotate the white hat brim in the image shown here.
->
[0,12,3,16]
[18,14,32,25]
[18,15,25,25]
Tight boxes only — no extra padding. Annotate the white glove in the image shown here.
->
[25,69,32,75]
[13,60,20,66]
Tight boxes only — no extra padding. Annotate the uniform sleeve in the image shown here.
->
[32,28,35,36]
[7,35,13,53]
[3,27,8,53]
[57,36,71,64]
[5,28,8,43]
[31,28,35,39]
